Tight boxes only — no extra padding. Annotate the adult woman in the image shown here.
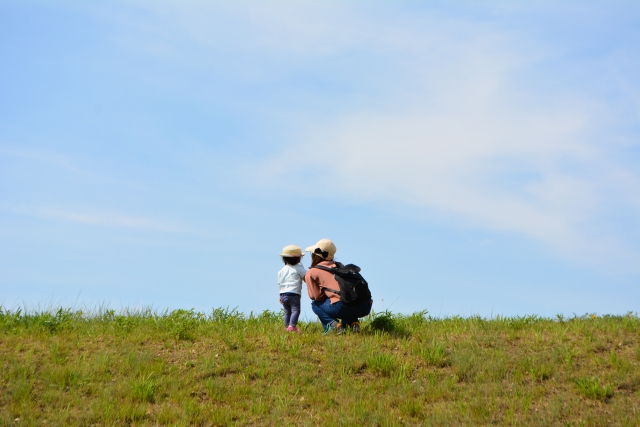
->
[304,239,372,334]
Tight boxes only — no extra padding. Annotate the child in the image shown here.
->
[278,244,307,333]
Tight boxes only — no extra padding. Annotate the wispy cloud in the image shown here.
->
[0,146,107,182]
[2,204,187,233]
[37,208,186,233]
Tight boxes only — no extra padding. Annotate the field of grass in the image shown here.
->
[1,307,639,426]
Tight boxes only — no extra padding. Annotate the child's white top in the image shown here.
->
[278,263,307,295]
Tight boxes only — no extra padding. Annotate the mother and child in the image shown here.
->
[277,238,373,334]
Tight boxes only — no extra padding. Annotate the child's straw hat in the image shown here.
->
[280,244,305,258]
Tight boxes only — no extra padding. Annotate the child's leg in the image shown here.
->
[289,294,301,327]
[281,294,292,327]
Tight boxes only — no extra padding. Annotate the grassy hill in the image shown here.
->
[1,307,639,426]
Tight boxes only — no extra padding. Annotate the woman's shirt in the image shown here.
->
[278,263,307,295]
[305,260,341,304]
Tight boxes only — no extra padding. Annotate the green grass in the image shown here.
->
[1,308,640,426]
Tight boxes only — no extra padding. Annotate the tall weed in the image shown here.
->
[366,352,397,376]
[417,339,449,367]
[130,373,157,403]
[574,377,614,401]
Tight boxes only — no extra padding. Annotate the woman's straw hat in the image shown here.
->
[280,244,305,258]
[305,238,336,260]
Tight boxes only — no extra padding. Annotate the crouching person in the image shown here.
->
[304,239,372,334]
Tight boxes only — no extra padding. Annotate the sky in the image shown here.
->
[1,1,639,317]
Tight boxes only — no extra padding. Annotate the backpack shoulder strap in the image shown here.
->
[310,265,335,273]
[309,265,340,295]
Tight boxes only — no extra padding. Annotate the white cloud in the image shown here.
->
[283,107,639,274]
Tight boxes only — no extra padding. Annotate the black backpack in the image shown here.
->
[311,262,372,306]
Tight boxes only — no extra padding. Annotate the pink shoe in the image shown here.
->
[286,325,295,332]
[292,326,302,334]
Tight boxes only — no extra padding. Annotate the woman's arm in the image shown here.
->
[305,270,324,301]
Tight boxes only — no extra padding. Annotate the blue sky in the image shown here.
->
[1,1,639,317]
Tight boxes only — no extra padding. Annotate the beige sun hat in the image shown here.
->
[280,244,305,258]
[305,238,336,260]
